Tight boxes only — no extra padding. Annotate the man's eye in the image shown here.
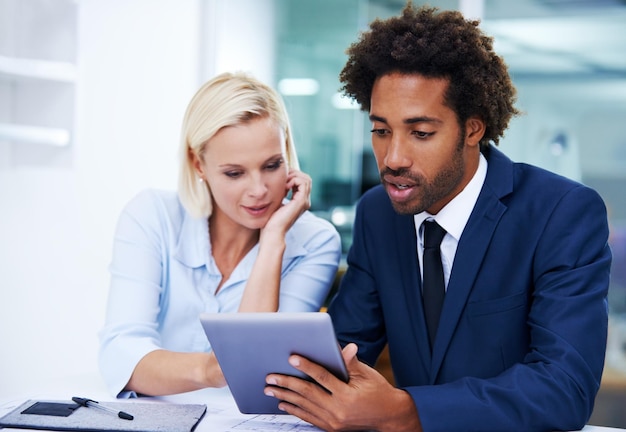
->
[413,131,435,139]
[370,128,388,136]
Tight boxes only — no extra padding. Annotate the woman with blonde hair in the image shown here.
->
[99,72,341,397]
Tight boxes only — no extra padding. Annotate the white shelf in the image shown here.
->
[0,123,70,147]
[0,55,77,83]
[0,0,77,159]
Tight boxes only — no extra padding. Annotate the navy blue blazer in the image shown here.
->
[328,145,612,431]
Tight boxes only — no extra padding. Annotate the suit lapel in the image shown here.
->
[430,146,513,381]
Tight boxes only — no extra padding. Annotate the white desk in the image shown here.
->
[0,371,623,432]
[0,371,323,432]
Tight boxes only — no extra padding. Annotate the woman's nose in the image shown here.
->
[247,175,268,197]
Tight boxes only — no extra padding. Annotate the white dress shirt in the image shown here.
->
[413,153,488,289]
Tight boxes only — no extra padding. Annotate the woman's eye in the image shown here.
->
[224,171,242,179]
[265,159,284,171]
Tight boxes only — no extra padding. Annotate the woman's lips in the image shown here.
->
[243,203,271,217]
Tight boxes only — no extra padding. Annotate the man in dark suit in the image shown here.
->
[265,4,612,431]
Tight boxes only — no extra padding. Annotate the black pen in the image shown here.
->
[72,397,134,420]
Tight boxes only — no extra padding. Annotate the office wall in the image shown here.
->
[0,0,200,393]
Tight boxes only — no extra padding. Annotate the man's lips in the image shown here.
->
[383,175,418,203]
[383,175,416,189]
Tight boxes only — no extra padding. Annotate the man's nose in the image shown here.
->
[384,136,412,170]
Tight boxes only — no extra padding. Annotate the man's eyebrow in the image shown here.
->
[404,116,442,125]
[369,114,442,125]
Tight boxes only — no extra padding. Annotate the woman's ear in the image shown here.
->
[465,117,486,148]
[189,148,204,179]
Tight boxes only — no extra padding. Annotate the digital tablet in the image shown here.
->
[199,312,349,414]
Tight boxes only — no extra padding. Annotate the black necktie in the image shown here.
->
[422,220,447,350]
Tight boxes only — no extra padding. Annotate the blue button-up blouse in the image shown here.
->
[98,189,341,396]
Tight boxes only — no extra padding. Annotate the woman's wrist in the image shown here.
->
[203,352,227,388]
[258,230,287,254]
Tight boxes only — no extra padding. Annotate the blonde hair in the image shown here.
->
[178,72,299,219]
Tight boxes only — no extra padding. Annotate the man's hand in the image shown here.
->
[264,343,422,432]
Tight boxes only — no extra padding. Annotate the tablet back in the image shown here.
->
[199,312,348,414]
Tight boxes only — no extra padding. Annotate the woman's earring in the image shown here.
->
[198,177,204,183]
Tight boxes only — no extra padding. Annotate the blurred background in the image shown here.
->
[1,0,625,427]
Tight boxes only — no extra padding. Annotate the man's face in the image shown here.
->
[369,72,482,215]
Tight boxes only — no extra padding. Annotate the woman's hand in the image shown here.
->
[239,169,311,312]
[262,169,312,238]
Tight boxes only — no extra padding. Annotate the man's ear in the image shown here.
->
[465,117,486,148]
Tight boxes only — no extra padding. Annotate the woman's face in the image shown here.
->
[196,116,289,230]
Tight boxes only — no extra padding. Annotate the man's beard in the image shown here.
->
[380,130,466,215]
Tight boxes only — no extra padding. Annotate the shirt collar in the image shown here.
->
[174,210,211,268]
[174,204,309,270]
[414,153,488,241]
